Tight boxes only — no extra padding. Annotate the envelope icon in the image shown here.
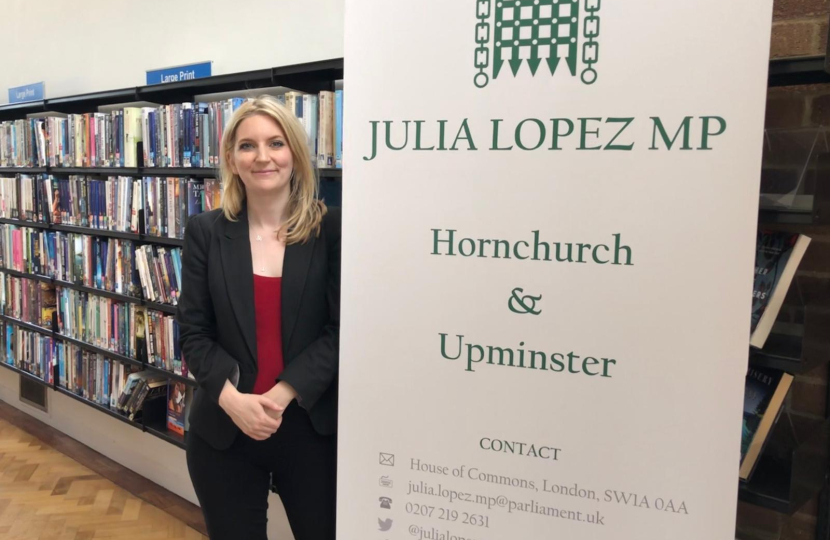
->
[379,452,395,466]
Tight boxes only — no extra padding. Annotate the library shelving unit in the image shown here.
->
[0,58,344,449]
[738,116,830,540]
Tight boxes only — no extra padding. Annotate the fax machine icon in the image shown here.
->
[379,452,395,466]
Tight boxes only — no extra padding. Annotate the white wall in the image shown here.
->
[1,0,345,102]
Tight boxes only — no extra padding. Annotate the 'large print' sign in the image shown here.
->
[339,1,773,538]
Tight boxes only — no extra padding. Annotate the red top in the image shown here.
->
[252,274,285,395]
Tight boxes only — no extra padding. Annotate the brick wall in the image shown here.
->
[772,0,829,58]
[738,2,830,540]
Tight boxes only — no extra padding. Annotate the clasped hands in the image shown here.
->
[218,380,298,441]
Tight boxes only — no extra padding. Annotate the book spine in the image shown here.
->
[335,89,343,168]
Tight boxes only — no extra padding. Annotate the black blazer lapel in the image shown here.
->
[220,211,258,369]
[282,234,316,354]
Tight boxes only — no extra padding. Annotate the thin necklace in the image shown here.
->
[254,232,265,273]
[254,228,279,274]
[255,230,277,241]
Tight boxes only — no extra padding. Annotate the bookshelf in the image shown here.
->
[738,125,830,538]
[0,58,344,449]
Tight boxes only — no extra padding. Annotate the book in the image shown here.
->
[128,377,168,421]
[335,89,344,168]
[318,91,335,168]
[204,178,222,210]
[118,370,149,412]
[750,231,811,349]
[40,281,56,328]
[134,305,148,364]
[123,108,143,167]
[740,366,793,481]
[167,381,188,435]
[303,94,318,162]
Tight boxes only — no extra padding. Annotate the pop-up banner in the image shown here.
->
[339,1,773,538]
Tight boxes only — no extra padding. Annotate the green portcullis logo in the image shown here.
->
[474,0,602,88]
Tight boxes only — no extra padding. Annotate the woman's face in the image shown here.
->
[230,114,294,197]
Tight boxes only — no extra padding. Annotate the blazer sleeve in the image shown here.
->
[278,210,341,411]
[177,213,240,404]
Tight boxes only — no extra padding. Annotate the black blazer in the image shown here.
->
[176,206,341,450]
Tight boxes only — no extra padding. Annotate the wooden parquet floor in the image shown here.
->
[0,417,207,540]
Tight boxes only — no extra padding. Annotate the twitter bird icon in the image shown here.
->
[378,518,393,531]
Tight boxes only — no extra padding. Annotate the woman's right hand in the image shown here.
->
[218,381,284,440]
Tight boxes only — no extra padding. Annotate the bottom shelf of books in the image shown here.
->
[60,372,190,450]
[738,413,830,514]
[0,352,193,450]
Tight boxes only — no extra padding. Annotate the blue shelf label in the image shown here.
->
[8,82,44,104]
[146,62,213,85]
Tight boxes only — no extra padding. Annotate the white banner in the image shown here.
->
[339,2,773,539]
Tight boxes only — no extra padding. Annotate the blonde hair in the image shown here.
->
[219,95,326,244]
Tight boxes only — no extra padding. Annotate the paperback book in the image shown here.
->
[740,366,794,481]
[750,231,811,349]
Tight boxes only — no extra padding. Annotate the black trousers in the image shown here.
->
[186,402,336,540]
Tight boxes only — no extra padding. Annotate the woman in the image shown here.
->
[176,95,340,540]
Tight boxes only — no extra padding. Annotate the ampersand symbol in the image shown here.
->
[508,287,543,315]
